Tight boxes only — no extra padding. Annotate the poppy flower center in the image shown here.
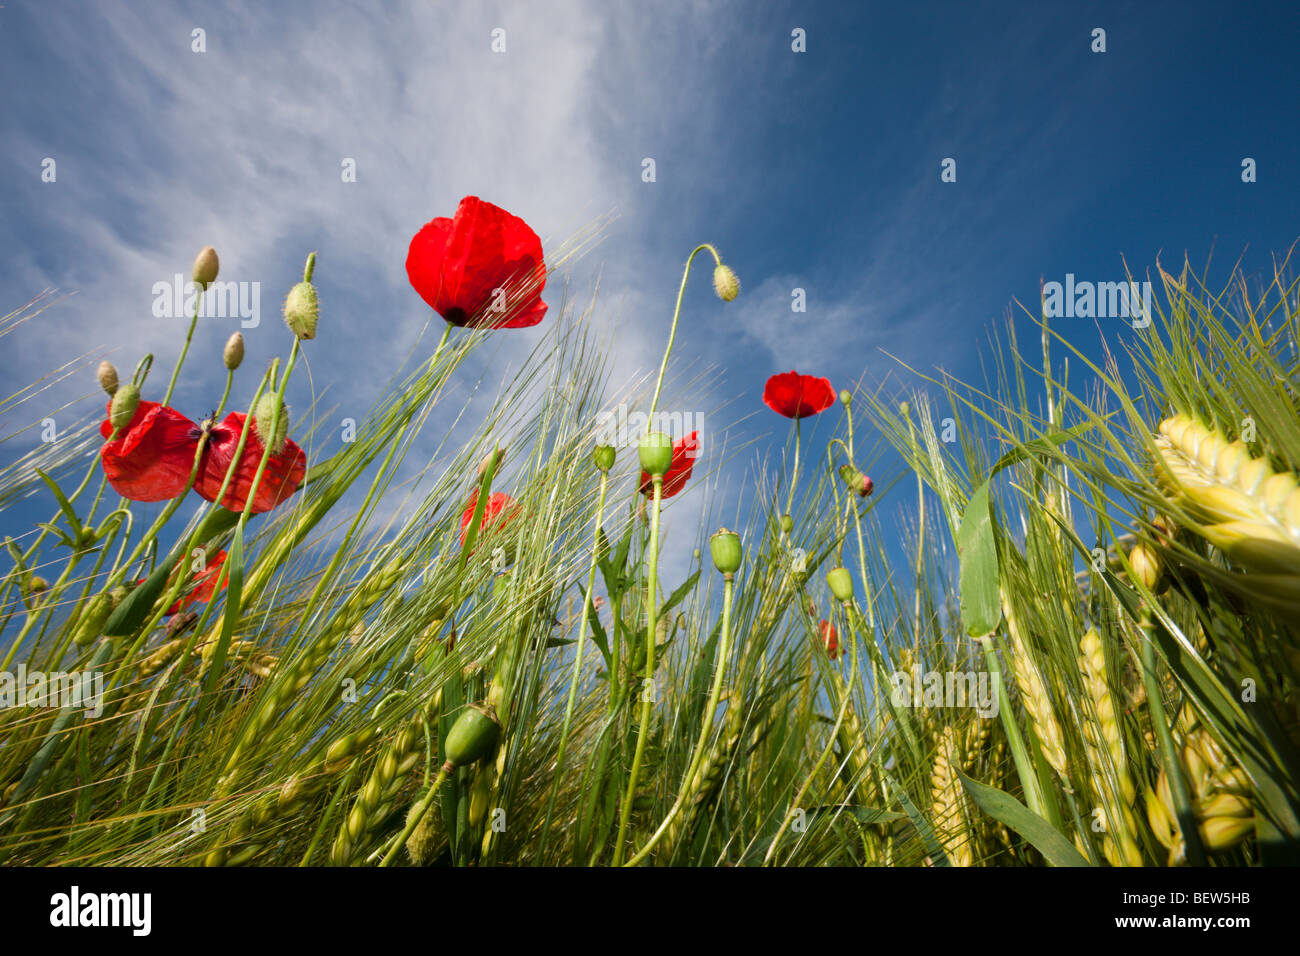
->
[443,307,468,325]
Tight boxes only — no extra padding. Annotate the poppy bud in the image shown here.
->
[109,383,140,433]
[593,444,616,473]
[192,246,219,290]
[477,447,505,478]
[283,280,318,340]
[780,514,793,534]
[28,576,49,595]
[709,527,742,575]
[638,430,673,477]
[827,567,854,603]
[443,703,501,768]
[839,389,852,407]
[223,332,244,371]
[97,360,119,397]
[713,264,740,302]
[253,393,288,455]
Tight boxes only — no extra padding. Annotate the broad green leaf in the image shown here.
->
[958,771,1090,867]
[957,480,1000,638]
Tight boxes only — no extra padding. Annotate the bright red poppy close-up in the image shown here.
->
[99,402,306,515]
[460,490,520,546]
[406,195,548,330]
[639,431,699,499]
[99,400,203,502]
[194,412,307,515]
[166,549,229,616]
[763,371,836,420]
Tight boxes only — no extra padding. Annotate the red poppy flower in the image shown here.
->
[406,196,548,329]
[763,371,836,420]
[819,619,841,660]
[194,412,307,515]
[460,490,520,546]
[639,431,699,499]
[167,549,228,615]
[99,400,202,502]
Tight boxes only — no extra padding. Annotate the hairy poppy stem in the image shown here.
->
[648,244,722,421]
[540,467,610,857]
[613,476,663,865]
[162,297,201,407]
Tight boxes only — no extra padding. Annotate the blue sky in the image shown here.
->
[2,0,1298,583]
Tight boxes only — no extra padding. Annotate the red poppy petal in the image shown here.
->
[459,491,519,545]
[100,401,201,502]
[763,371,835,419]
[406,196,547,329]
[194,412,306,514]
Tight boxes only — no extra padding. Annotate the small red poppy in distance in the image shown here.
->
[639,431,699,499]
[194,412,307,515]
[100,400,203,502]
[460,490,520,546]
[167,549,229,615]
[819,619,842,660]
[406,196,548,329]
[763,371,836,420]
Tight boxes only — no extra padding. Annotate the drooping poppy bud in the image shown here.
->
[223,332,245,370]
[192,246,220,290]
[443,703,501,768]
[593,444,616,473]
[253,393,288,455]
[109,383,141,434]
[838,464,874,498]
[709,527,742,575]
[97,360,119,397]
[638,430,673,477]
[780,514,794,534]
[827,567,854,603]
[713,264,740,302]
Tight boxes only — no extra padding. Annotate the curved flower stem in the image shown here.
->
[612,476,663,865]
[623,569,734,867]
[162,295,201,406]
[648,244,722,421]
[539,468,610,858]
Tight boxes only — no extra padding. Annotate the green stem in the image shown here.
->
[540,469,610,857]
[623,569,734,866]
[648,244,722,421]
[612,477,663,865]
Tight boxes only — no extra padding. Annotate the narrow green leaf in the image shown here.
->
[957,480,1001,638]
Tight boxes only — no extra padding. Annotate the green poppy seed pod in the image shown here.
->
[713,264,740,302]
[223,332,245,371]
[444,703,501,768]
[638,430,673,477]
[96,360,119,397]
[253,393,288,455]
[827,567,854,603]
[109,383,140,433]
[780,514,793,534]
[710,527,742,575]
[839,389,852,407]
[192,246,219,290]
[283,281,318,340]
[593,444,616,473]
